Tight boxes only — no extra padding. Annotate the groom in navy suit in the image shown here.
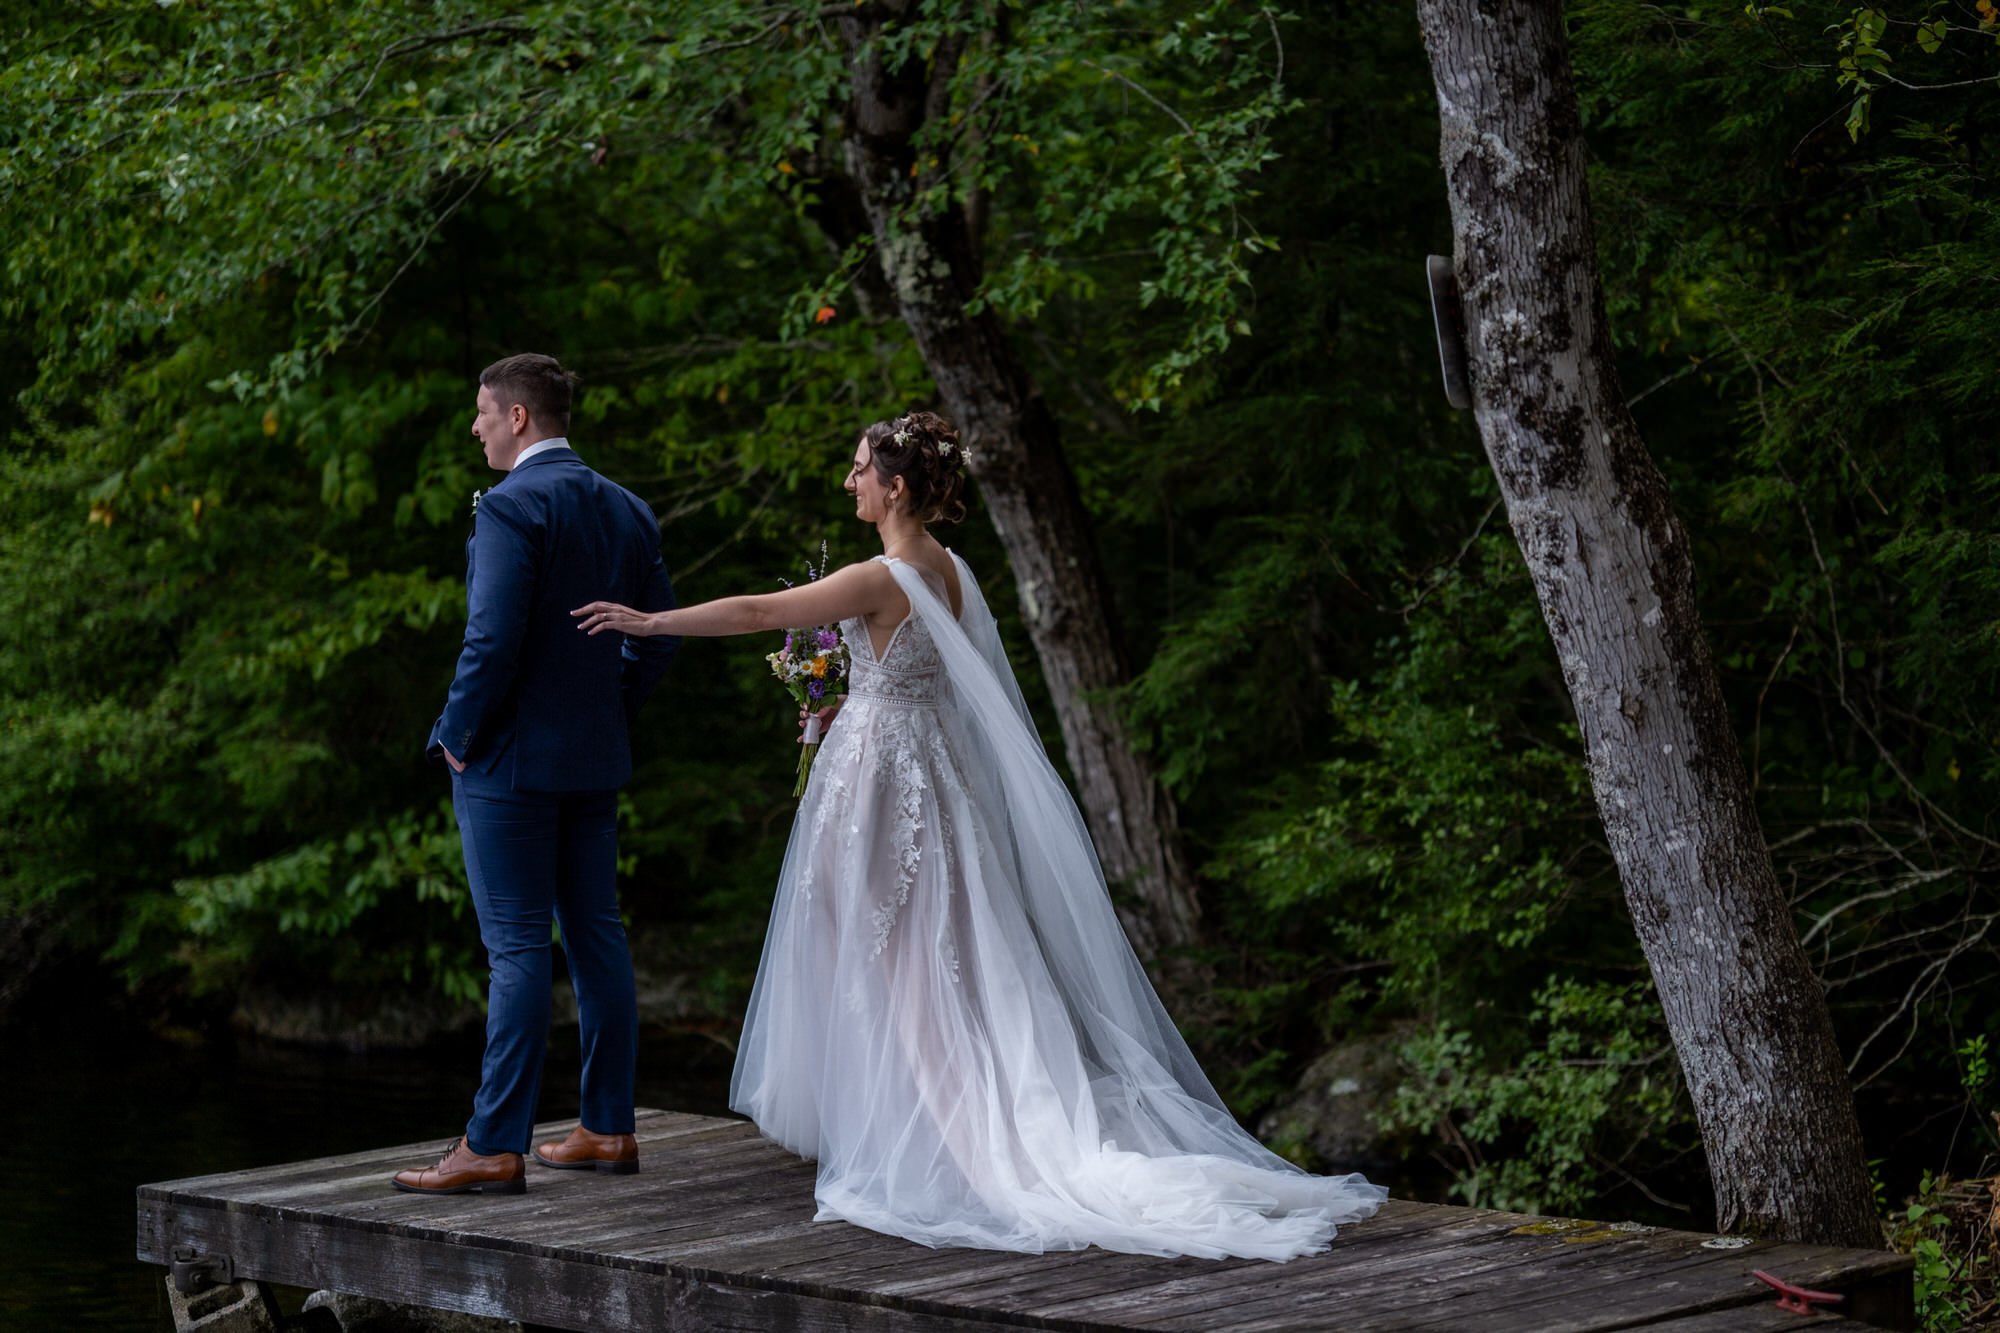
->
[393,353,678,1196]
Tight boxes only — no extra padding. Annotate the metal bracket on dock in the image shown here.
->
[1752,1268,1846,1315]
[171,1246,234,1294]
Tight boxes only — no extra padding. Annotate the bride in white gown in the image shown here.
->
[574,411,1386,1260]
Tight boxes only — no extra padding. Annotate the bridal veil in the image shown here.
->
[729,553,1386,1260]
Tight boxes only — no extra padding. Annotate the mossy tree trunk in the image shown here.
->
[834,2,1200,959]
[1415,0,1879,1247]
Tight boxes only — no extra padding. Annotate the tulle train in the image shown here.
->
[730,554,1387,1259]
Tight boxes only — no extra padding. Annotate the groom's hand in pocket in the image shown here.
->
[440,745,466,774]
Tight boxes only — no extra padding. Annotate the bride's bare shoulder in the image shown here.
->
[836,557,901,585]
[797,557,902,622]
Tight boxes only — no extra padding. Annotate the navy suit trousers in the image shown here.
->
[452,772,636,1155]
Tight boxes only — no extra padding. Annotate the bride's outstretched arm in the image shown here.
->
[573,560,900,638]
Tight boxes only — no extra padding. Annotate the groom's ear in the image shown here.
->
[509,402,531,434]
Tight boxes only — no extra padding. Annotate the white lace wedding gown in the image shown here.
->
[729,553,1386,1259]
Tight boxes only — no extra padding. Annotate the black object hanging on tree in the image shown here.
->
[1427,254,1473,410]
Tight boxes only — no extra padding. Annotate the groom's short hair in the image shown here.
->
[480,353,577,433]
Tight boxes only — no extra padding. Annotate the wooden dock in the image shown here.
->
[136,1108,1913,1331]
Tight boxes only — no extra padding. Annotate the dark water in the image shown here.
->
[0,1014,735,1331]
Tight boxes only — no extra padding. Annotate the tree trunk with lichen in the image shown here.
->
[833,3,1200,960]
[1415,0,1878,1247]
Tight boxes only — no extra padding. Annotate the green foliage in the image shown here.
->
[1886,1173,1995,1331]
[158,804,480,1005]
[1379,979,1687,1216]
[1961,1036,1991,1100]
[1145,0,1997,1218]
[2,0,1996,1240]
[0,0,1297,1025]
[1218,540,1602,1010]
[1575,0,2000,1106]
[931,2,1300,408]
[1,0,1293,412]
[0,345,493,1004]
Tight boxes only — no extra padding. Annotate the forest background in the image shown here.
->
[3,2,1996,1319]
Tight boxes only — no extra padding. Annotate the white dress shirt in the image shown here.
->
[512,436,571,468]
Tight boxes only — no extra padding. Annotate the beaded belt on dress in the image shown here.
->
[847,659,941,708]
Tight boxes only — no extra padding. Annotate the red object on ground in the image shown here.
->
[1751,1269,1846,1315]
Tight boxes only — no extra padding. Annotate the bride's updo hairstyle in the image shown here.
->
[860,410,969,525]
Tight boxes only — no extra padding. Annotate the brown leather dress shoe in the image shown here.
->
[533,1124,640,1174]
[389,1137,526,1195]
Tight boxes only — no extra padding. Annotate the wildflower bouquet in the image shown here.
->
[767,548,849,797]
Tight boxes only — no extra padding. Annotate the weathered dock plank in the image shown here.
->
[1638,1307,1848,1331]
[136,1108,1913,1332]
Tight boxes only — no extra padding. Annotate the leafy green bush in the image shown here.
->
[1379,978,1689,1217]
[1887,1172,1995,1332]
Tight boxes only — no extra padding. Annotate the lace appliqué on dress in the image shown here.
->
[870,711,929,958]
[857,605,944,960]
[810,584,988,1018]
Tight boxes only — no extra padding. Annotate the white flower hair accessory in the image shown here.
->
[892,428,912,448]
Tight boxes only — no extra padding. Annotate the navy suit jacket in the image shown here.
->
[428,446,678,791]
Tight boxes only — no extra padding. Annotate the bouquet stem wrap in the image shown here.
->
[795,715,825,797]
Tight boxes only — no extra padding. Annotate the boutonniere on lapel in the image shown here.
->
[470,487,487,517]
